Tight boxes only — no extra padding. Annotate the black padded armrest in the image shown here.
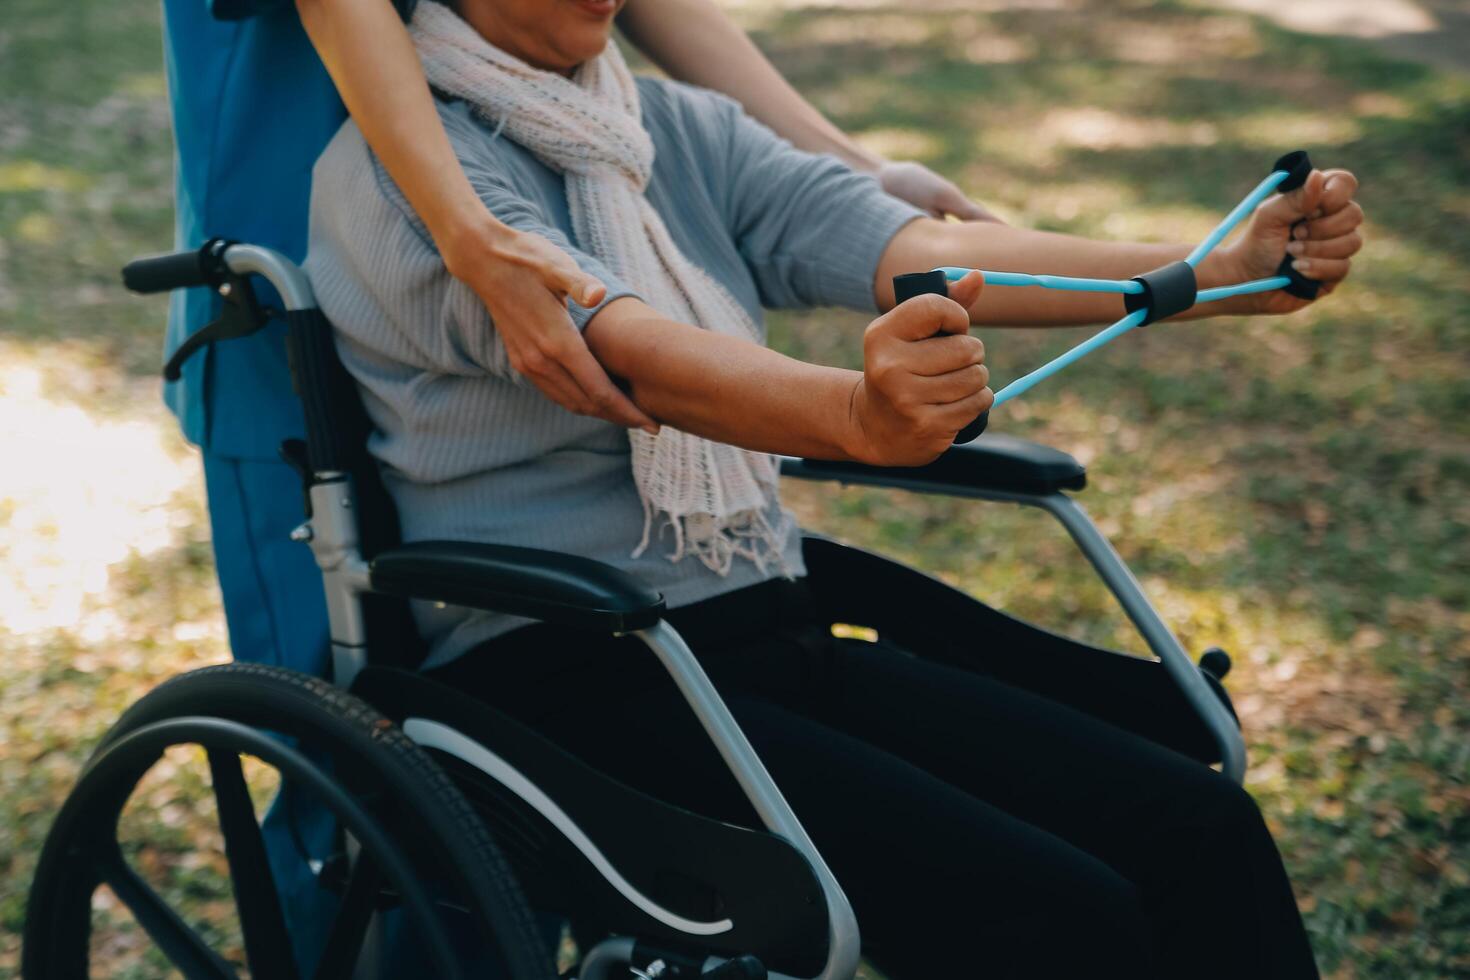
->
[781,434,1086,497]
[370,541,665,633]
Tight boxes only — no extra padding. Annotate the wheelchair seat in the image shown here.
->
[352,666,831,977]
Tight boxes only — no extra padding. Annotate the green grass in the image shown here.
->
[2,0,1468,977]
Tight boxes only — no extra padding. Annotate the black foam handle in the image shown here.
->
[1275,253,1321,300]
[1270,152,1320,299]
[892,271,988,443]
[1273,150,1312,192]
[122,248,213,295]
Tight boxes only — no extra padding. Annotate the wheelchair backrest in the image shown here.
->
[283,307,429,669]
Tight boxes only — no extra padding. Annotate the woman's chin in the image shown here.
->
[553,27,615,70]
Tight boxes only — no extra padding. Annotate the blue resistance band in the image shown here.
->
[931,150,1317,410]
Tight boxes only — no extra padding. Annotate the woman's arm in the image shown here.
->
[878,167,1364,324]
[879,219,1190,324]
[296,0,657,432]
[584,272,991,466]
[618,0,999,222]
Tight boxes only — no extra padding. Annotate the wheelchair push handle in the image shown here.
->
[121,242,226,295]
[892,270,989,443]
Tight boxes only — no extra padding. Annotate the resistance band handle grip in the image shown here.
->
[1275,251,1321,300]
[1269,151,1320,299]
[1272,150,1313,193]
[893,270,988,443]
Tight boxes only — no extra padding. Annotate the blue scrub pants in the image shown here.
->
[202,452,340,969]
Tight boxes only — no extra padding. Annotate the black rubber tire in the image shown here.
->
[23,662,555,980]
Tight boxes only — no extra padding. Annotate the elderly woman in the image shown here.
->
[305,0,1362,974]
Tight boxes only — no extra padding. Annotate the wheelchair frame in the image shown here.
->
[211,243,1245,980]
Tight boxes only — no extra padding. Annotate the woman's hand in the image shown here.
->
[878,161,1005,223]
[1205,167,1364,316]
[848,270,992,466]
[442,217,659,433]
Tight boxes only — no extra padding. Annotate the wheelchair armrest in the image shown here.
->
[781,433,1086,497]
[369,541,665,632]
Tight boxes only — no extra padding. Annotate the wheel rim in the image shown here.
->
[25,716,463,980]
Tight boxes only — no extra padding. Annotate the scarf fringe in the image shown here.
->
[636,496,794,579]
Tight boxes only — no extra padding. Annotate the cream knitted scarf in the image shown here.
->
[409,1,790,575]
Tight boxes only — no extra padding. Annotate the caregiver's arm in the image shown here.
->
[296,0,656,431]
[617,0,999,222]
[583,273,991,466]
[877,167,1363,324]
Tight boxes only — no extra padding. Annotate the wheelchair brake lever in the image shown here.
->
[892,270,989,443]
[161,269,270,382]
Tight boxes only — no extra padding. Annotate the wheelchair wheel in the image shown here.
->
[23,662,555,980]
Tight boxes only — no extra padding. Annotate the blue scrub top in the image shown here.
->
[161,0,409,459]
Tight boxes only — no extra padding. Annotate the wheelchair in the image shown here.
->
[24,239,1247,980]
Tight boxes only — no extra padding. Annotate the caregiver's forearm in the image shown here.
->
[585,298,860,459]
[297,0,507,261]
[619,0,881,172]
[879,217,1221,326]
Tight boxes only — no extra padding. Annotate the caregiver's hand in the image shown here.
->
[878,161,1004,224]
[1207,166,1363,316]
[443,219,659,433]
[848,269,991,466]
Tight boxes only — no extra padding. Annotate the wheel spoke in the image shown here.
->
[100,851,237,979]
[313,853,382,980]
[208,749,300,980]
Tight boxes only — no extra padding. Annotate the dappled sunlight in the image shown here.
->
[0,159,94,194]
[984,176,1145,227]
[853,126,945,163]
[1034,107,1222,153]
[789,12,936,47]
[1224,108,1365,150]
[731,0,1082,14]
[958,31,1035,66]
[1349,90,1419,119]
[15,212,60,245]
[1202,0,1440,41]
[0,358,201,638]
[1097,14,1265,65]
[986,104,1361,170]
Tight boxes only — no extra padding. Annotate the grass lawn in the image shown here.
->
[2,0,1467,976]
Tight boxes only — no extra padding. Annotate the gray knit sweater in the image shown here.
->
[305,77,922,667]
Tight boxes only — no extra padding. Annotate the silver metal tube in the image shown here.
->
[306,479,371,688]
[1035,493,1247,782]
[778,458,1246,782]
[636,623,862,980]
[223,243,318,311]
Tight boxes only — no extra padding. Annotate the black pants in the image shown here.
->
[428,578,1318,979]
